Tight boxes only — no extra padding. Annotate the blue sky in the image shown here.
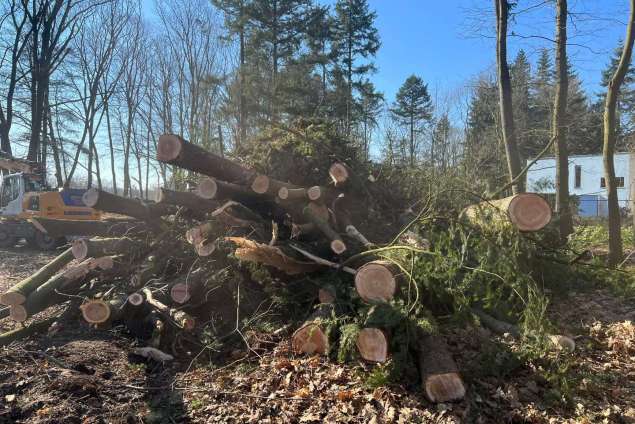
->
[142,0,631,106]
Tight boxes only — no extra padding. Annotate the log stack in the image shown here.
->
[0,133,556,404]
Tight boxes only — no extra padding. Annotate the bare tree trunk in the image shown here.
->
[105,100,117,194]
[603,0,635,267]
[494,0,524,194]
[553,0,574,240]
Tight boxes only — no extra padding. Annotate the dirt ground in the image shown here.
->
[1,245,635,423]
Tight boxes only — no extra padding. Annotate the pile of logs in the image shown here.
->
[0,133,557,404]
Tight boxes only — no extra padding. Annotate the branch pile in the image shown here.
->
[0,133,559,403]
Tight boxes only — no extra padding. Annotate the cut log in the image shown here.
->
[251,174,298,196]
[31,218,145,238]
[196,240,217,257]
[303,205,346,254]
[356,328,389,363]
[156,187,218,212]
[197,177,268,210]
[142,288,195,331]
[170,270,205,304]
[225,237,321,275]
[72,237,146,261]
[354,260,400,303]
[307,186,325,202]
[0,247,74,306]
[157,134,256,185]
[10,259,99,322]
[278,187,307,201]
[127,292,145,306]
[462,193,552,232]
[83,188,171,222]
[318,285,336,304]
[329,162,351,188]
[0,316,57,347]
[416,334,466,403]
[292,304,334,355]
[81,299,113,324]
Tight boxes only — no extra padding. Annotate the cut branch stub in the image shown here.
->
[157,134,256,185]
[170,283,191,304]
[292,304,333,355]
[225,237,321,275]
[462,193,552,232]
[127,292,145,306]
[354,261,399,303]
[307,186,324,201]
[356,328,389,363]
[329,162,350,187]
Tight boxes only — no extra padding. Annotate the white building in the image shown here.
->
[526,153,634,217]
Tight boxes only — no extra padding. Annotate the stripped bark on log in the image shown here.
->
[225,237,321,275]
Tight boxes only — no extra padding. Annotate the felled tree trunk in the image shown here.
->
[142,288,195,331]
[156,187,218,213]
[354,260,400,303]
[251,174,298,197]
[157,134,256,185]
[356,328,389,363]
[462,193,552,232]
[292,303,334,355]
[329,162,351,188]
[170,269,206,304]
[1,247,74,306]
[81,297,125,325]
[0,316,57,347]
[197,177,263,205]
[83,188,172,222]
[416,334,466,403]
[10,258,109,322]
[72,237,146,261]
[31,218,145,239]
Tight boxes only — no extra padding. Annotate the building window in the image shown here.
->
[574,165,581,188]
[600,177,625,188]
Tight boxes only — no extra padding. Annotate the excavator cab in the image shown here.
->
[0,173,25,216]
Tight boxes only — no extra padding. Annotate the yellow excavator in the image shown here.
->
[0,153,100,249]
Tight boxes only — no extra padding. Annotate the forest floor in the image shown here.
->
[1,245,635,423]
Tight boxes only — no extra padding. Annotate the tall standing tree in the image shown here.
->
[390,75,433,167]
[356,81,383,160]
[603,0,635,267]
[552,0,574,240]
[494,0,524,194]
[332,0,380,137]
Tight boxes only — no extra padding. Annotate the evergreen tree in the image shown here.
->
[431,113,451,171]
[528,48,554,156]
[390,75,433,167]
[511,50,532,159]
[332,0,380,136]
[599,43,635,144]
[356,81,383,160]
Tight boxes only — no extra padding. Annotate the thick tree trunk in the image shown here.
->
[0,317,57,347]
[31,217,145,239]
[0,247,74,306]
[156,188,218,213]
[495,0,524,194]
[416,333,466,403]
[553,0,574,240]
[354,260,400,303]
[83,188,172,222]
[462,194,552,232]
[603,0,635,266]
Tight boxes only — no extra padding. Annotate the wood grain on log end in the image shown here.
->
[318,287,336,304]
[127,292,144,306]
[307,186,322,201]
[9,305,27,322]
[170,283,191,304]
[330,239,347,255]
[0,292,27,307]
[82,188,99,208]
[157,134,183,162]
[251,175,270,194]
[278,187,289,200]
[356,328,389,363]
[71,239,89,260]
[424,373,466,403]
[292,323,328,355]
[81,299,112,324]
[197,177,218,199]
[329,162,349,186]
[354,261,397,303]
[185,227,202,245]
[508,193,552,232]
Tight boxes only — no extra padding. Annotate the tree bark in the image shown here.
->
[495,0,524,194]
[416,333,466,403]
[156,188,219,213]
[553,0,574,240]
[603,0,635,267]
[0,247,74,306]
[83,188,172,222]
